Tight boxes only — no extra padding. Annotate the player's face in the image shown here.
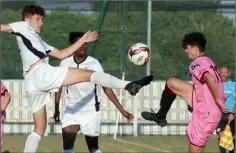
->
[74,38,88,57]
[220,67,230,82]
[185,45,198,60]
[25,14,43,33]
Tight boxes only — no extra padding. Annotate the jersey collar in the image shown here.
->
[26,21,36,33]
[227,80,233,84]
[192,54,206,62]
[73,55,88,65]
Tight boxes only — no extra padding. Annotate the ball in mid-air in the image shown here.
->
[128,43,151,66]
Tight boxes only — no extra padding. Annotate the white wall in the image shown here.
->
[2,80,191,135]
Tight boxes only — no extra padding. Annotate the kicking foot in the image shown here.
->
[141,109,167,127]
[125,75,153,96]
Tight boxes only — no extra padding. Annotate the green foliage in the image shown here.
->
[0,9,235,81]
[150,11,235,80]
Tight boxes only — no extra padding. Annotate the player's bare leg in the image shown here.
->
[188,144,205,153]
[85,136,101,153]
[62,125,80,153]
[141,78,193,127]
[24,105,47,152]
[164,78,193,105]
[62,67,153,96]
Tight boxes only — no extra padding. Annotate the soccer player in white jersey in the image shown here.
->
[0,5,153,153]
[54,32,134,153]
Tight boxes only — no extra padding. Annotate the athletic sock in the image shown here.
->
[23,132,41,153]
[157,83,176,119]
[90,72,130,89]
[64,148,74,153]
[93,149,102,153]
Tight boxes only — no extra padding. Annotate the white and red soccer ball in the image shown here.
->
[128,43,151,66]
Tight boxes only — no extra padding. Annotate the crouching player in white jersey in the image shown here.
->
[54,32,134,153]
[0,5,152,153]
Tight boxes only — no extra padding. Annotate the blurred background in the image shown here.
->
[0,1,235,152]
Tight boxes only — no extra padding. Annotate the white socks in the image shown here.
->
[23,132,41,153]
[93,149,102,153]
[90,72,130,89]
[64,148,74,153]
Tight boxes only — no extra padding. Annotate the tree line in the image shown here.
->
[0,9,235,81]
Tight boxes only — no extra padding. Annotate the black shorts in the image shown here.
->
[216,113,235,136]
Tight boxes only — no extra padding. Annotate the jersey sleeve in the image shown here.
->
[8,21,29,33]
[94,60,104,73]
[59,59,67,67]
[1,82,7,96]
[190,63,209,82]
[41,40,55,54]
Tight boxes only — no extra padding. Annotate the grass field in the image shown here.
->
[2,135,223,152]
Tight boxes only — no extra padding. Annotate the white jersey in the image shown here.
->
[60,55,104,112]
[8,21,54,76]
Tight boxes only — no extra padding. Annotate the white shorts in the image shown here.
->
[25,63,68,113]
[61,110,101,137]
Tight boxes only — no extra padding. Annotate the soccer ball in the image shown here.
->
[128,43,151,66]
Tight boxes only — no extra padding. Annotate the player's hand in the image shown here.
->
[53,110,60,123]
[228,114,234,123]
[216,99,229,113]
[121,111,134,122]
[81,30,98,43]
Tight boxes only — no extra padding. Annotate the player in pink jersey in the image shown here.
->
[0,82,11,151]
[142,32,228,153]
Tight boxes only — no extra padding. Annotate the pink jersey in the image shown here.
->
[189,56,225,122]
[0,83,7,123]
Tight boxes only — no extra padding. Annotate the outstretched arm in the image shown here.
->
[48,30,98,60]
[0,24,14,33]
[103,87,134,122]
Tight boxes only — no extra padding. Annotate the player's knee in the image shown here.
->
[34,127,46,137]
[166,78,178,89]
[165,78,179,96]
[189,149,202,153]
[63,127,74,133]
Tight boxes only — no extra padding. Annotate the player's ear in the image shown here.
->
[193,46,198,52]
[186,45,191,49]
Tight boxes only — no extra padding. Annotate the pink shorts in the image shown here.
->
[186,115,218,147]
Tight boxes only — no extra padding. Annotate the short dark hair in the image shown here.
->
[22,5,45,21]
[181,32,206,52]
[69,32,85,44]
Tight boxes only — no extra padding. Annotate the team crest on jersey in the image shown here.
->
[191,64,200,70]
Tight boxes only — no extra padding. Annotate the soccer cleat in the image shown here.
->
[125,75,153,96]
[141,109,167,127]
